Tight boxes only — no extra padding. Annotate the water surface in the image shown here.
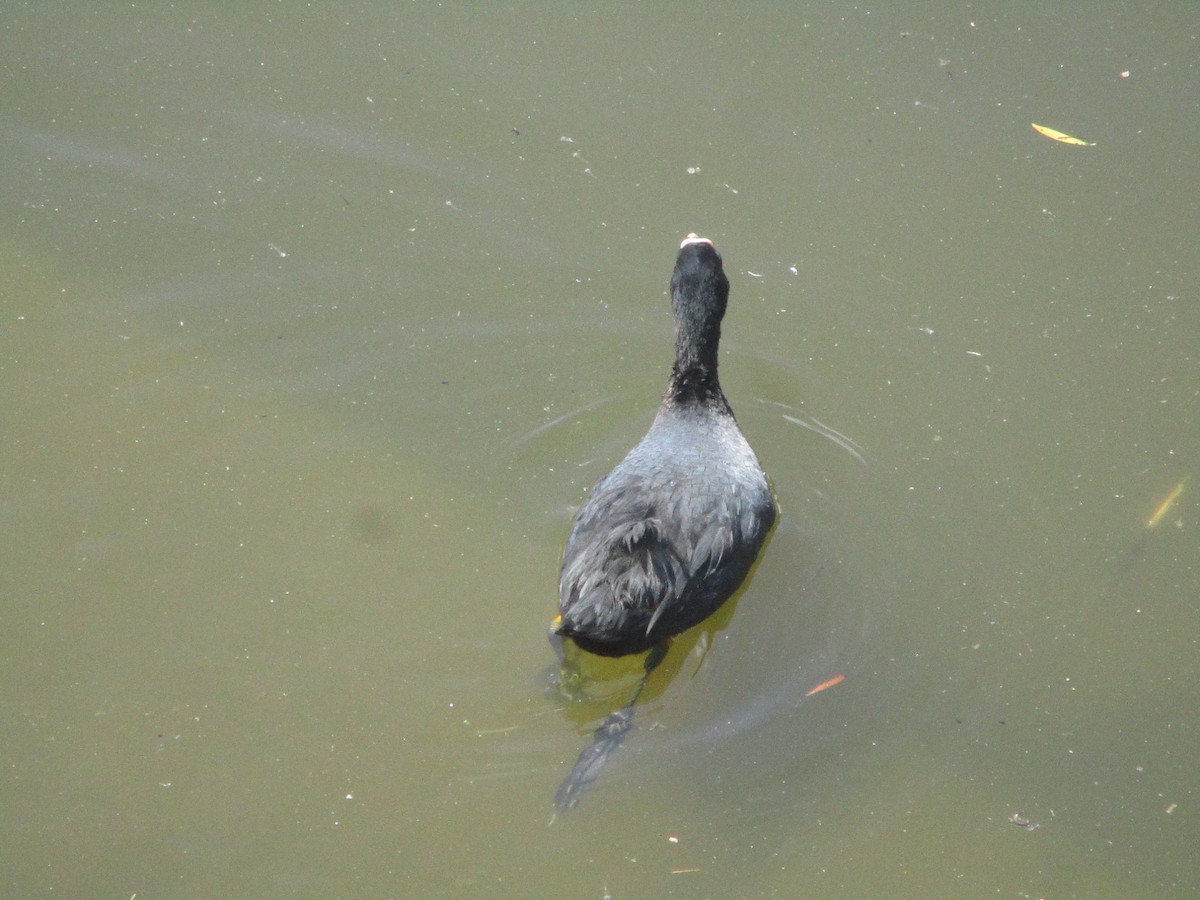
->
[2,4,1197,897]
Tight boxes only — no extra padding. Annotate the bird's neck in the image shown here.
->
[665,353,726,408]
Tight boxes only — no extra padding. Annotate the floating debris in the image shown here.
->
[1009,812,1039,831]
[1031,122,1096,147]
[804,674,846,697]
[1146,476,1189,529]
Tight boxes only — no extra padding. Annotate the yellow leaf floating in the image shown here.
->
[1146,476,1190,529]
[1032,122,1096,147]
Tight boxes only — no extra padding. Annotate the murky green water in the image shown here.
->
[2,4,1197,897]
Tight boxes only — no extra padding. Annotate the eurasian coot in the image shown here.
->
[552,234,775,811]
[557,234,776,656]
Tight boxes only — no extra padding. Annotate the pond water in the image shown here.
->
[2,4,1197,897]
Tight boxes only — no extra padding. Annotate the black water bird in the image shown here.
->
[553,234,776,811]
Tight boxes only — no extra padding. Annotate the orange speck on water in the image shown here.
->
[804,674,846,697]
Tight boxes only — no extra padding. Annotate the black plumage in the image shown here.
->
[557,235,775,656]
[552,235,775,812]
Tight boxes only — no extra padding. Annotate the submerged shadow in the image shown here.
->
[548,526,775,815]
